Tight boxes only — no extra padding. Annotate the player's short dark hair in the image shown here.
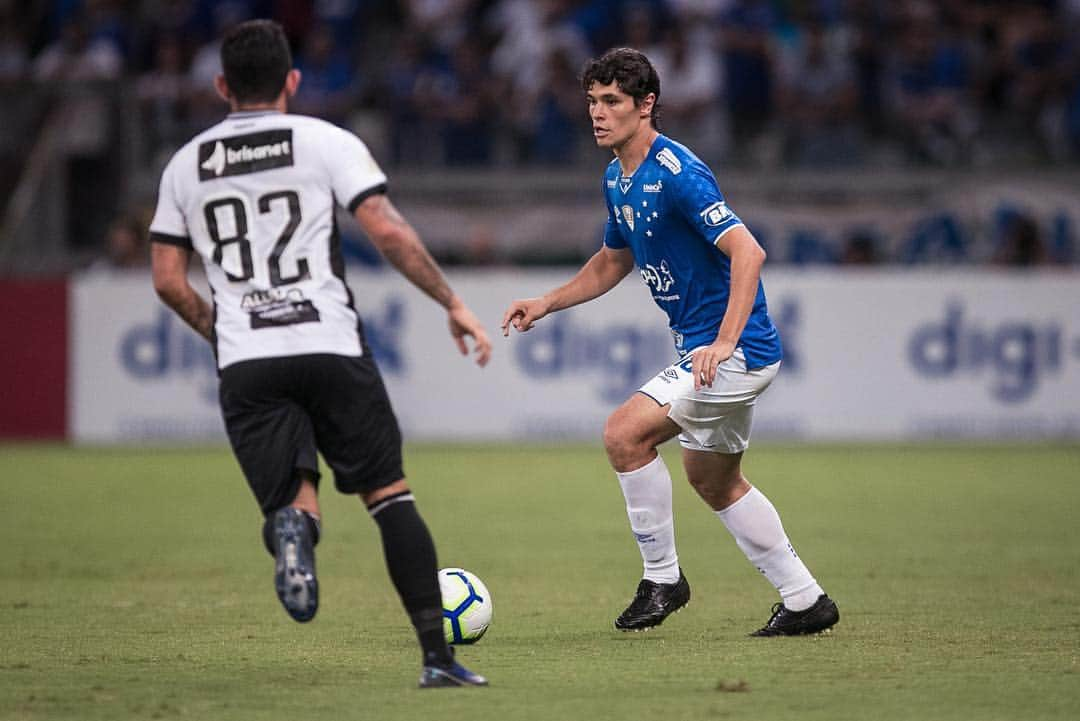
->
[581,47,662,129]
[221,19,292,104]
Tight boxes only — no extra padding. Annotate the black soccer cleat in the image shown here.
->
[419,662,489,688]
[271,507,319,623]
[751,594,839,637]
[614,571,691,631]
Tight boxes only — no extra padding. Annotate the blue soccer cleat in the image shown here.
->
[270,507,319,623]
[418,661,488,688]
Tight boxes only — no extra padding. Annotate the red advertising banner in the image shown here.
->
[0,278,67,439]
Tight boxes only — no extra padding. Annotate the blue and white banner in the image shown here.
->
[70,269,1080,443]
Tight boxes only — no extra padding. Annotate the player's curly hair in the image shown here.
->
[580,47,662,130]
[221,19,292,104]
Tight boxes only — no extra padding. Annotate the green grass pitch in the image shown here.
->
[2,442,1079,720]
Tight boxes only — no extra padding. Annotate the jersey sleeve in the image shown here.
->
[323,126,389,212]
[668,161,743,247]
[601,176,626,249]
[148,156,193,249]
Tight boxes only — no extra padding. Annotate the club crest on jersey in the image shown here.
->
[198,129,294,181]
[621,204,635,230]
[641,259,675,293]
[619,177,633,193]
[700,201,733,227]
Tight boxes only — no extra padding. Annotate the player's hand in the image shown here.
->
[448,301,492,367]
[501,297,551,336]
[691,339,736,390]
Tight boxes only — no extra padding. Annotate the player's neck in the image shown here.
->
[614,127,659,176]
[229,96,288,114]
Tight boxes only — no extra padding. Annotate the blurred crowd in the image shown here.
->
[4,0,1080,170]
[3,0,1079,270]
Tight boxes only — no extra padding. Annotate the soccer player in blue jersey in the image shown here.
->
[502,48,839,636]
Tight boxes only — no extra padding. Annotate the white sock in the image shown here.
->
[617,455,680,584]
[716,486,823,611]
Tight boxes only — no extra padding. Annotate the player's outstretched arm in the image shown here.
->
[353,193,491,366]
[151,243,213,341]
[501,246,634,336]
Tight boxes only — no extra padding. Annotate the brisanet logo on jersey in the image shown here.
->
[198,129,293,180]
[908,302,1074,403]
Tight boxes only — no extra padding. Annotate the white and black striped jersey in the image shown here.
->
[149,110,386,369]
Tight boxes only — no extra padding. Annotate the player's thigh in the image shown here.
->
[219,358,321,515]
[604,392,682,451]
[639,349,779,453]
[303,354,405,496]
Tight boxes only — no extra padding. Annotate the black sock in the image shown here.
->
[369,492,452,667]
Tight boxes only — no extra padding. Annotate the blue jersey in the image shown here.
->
[601,135,782,369]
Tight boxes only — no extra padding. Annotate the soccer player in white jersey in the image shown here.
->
[150,20,490,687]
[502,48,839,636]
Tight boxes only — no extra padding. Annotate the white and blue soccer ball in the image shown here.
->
[438,567,492,645]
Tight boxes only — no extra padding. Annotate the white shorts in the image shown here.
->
[638,348,780,454]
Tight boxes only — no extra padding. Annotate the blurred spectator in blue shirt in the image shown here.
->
[719,0,779,162]
[487,0,591,163]
[415,38,497,165]
[1004,3,1071,160]
[528,44,588,164]
[775,17,861,166]
[643,16,725,159]
[884,2,975,165]
[136,34,193,163]
[292,23,358,127]
[382,30,435,165]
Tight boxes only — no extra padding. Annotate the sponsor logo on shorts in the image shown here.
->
[655,368,679,384]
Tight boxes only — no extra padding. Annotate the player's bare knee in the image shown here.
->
[361,479,410,507]
[603,425,648,472]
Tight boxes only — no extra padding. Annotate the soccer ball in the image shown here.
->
[438,567,492,645]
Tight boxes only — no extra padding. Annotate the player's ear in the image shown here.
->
[213,74,231,103]
[640,93,656,119]
[284,68,302,98]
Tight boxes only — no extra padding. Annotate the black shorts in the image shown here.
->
[218,353,404,515]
